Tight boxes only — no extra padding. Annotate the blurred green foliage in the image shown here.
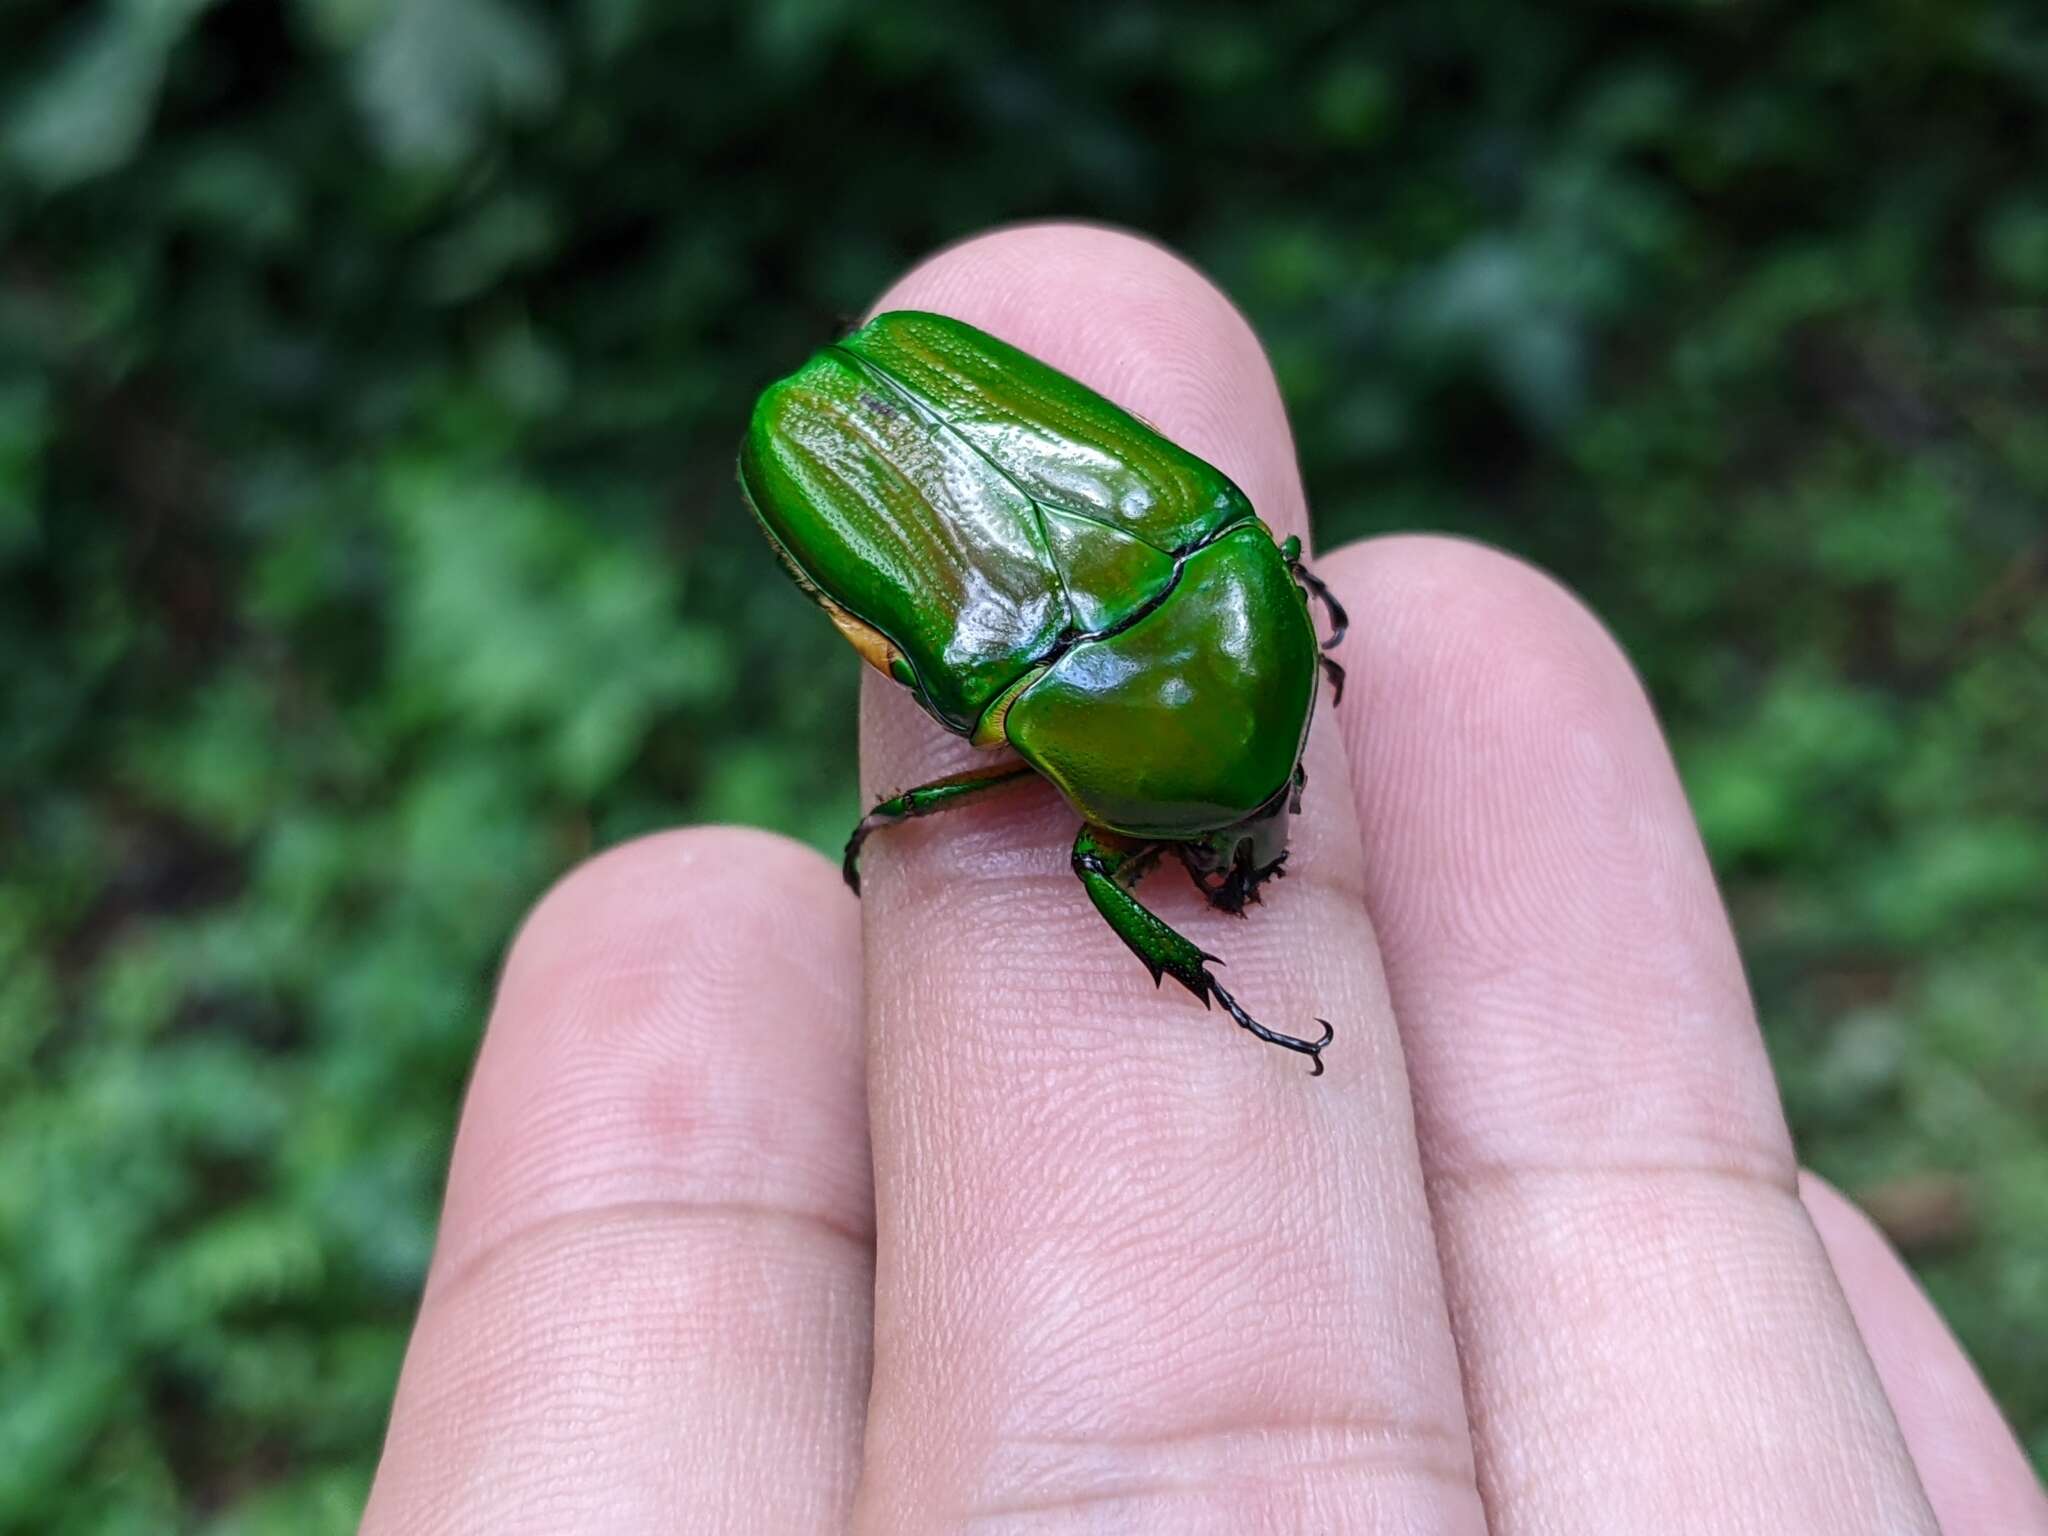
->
[2,0,2044,1526]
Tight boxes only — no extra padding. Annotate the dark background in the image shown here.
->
[3,1,2044,1527]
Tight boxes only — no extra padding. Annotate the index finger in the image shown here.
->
[842,225,1486,1531]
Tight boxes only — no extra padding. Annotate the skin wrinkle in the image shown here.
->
[441,1030,863,1195]
[425,1197,876,1320]
[962,1436,1482,1525]
[1402,1006,1787,1186]
[1426,1155,1801,1198]
[984,1220,1326,1401]
[964,1368,1481,1515]
[443,1034,869,1212]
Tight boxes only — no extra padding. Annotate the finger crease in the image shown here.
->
[425,1196,875,1311]
[1426,1155,1799,1201]
[962,1413,1479,1525]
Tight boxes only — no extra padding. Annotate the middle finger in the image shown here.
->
[845,224,1485,1533]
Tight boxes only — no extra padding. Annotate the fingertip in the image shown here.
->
[1317,532,1779,1175]
[1319,533,1651,738]
[435,824,869,1296]
[366,825,874,1531]
[501,824,852,996]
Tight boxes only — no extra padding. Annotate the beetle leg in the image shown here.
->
[1118,839,1172,889]
[1317,653,1347,705]
[1287,553,1350,651]
[1175,843,1288,916]
[1281,542,1350,706]
[1072,825,1333,1075]
[842,763,1039,893]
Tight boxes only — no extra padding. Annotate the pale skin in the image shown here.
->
[362,225,2048,1534]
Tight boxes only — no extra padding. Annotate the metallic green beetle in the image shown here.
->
[739,311,1347,1074]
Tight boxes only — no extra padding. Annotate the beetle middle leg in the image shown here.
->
[842,763,1039,893]
[1281,535,1350,704]
[1071,825,1333,1075]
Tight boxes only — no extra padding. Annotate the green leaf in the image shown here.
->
[5,1,224,187]
[1983,198,2048,295]
[352,0,559,168]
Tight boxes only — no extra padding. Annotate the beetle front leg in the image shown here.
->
[843,763,1039,893]
[1280,535,1349,704]
[1071,825,1333,1076]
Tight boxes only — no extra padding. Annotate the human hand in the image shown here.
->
[361,225,2046,1534]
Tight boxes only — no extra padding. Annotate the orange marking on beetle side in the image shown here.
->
[821,595,906,676]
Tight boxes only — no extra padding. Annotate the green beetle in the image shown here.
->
[740,311,1347,1074]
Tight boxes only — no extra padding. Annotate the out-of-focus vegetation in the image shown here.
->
[2,0,2043,1526]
